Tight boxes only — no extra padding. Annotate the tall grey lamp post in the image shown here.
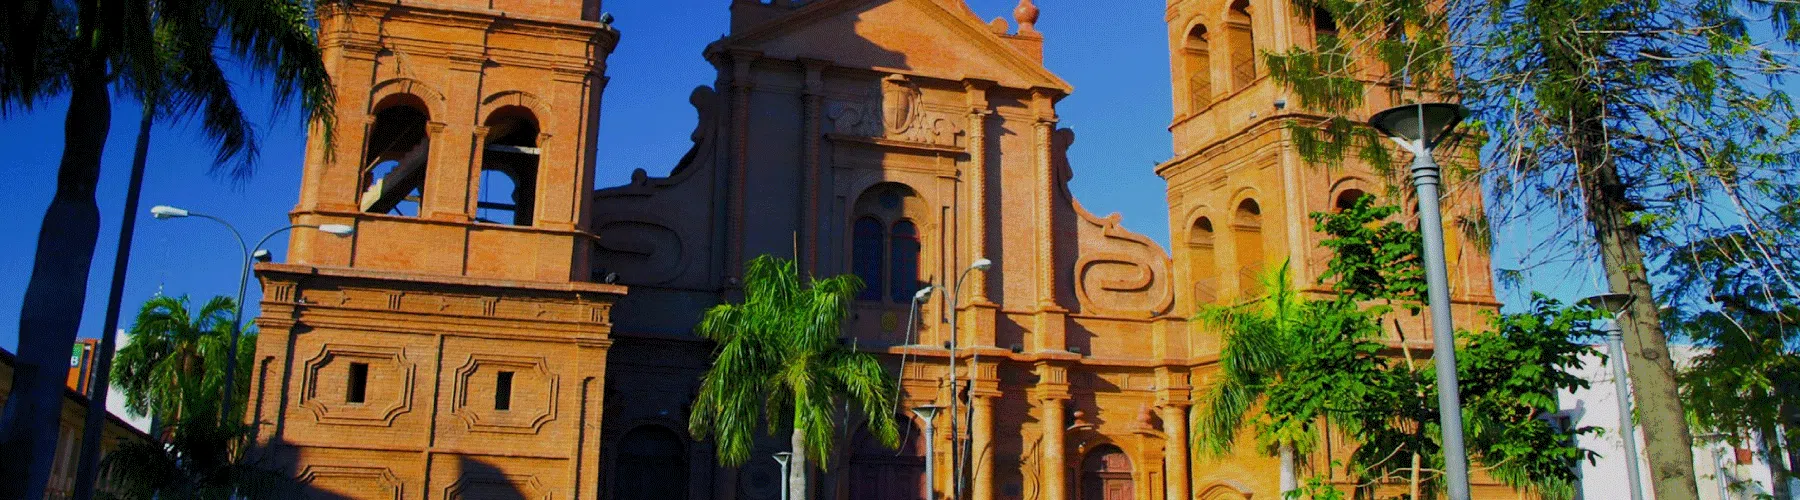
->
[1368,102,1473,500]
[773,452,793,500]
[911,405,945,500]
[946,257,992,500]
[150,205,353,409]
[1579,292,1645,500]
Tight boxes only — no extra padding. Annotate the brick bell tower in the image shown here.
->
[1156,0,1497,315]
[248,0,626,496]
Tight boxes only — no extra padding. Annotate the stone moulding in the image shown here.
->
[450,353,559,434]
[297,465,404,500]
[299,343,417,427]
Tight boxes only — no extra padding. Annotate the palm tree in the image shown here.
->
[110,295,255,425]
[1191,261,1310,495]
[0,0,331,494]
[688,256,900,500]
[98,411,295,499]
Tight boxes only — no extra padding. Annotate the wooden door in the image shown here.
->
[1080,446,1133,500]
[613,426,689,500]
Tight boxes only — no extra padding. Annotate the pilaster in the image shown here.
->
[963,79,995,305]
[801,59,829,274]
[1034,361,1072,500]
[1030,87,1062,310]
[727,49,760,281]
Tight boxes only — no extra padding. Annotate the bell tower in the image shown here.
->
[248,0,626,496]
[287,0,616,283]
[1156,0,1497,312]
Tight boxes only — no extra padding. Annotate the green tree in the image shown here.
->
[1665,231,1800,498]
[688,256,899,500]
[97,412,294,499]
[1192,261,1315,495]
[110,294,256,424]
[1283,199,1596,499]
[0,0,332,493]
[1263,0,1800,496]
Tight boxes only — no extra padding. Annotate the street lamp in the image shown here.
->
[773,452,793,500]
[946,257,991,500]
[150,205,354,408]
[1579,292,1644,500]
[911,405,944,500]
[1368,102,1473,500]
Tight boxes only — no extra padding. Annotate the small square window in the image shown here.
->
[346,362,369,404]
[495,371,514,411]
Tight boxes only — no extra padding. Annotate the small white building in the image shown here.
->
[1554,345,1783,499]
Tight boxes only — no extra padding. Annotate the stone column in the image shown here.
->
[1041,396,1067,500]
[727,50,758,280]
[963,79,993,303]
[1029,88,1060,309]
[800,60,828,274]
[973,395,995,500]
[1162,404,1190,500]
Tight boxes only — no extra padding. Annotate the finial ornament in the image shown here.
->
[1014,0,1040,32]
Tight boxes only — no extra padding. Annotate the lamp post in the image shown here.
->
[1368,102,1473,499]
[946,257,992,500]
[150,205,353,409]
[1580,292,1645,500]
[911,405,944,500]
[774,452,794,500]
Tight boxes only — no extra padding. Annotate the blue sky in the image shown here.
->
[0,0,1591,353]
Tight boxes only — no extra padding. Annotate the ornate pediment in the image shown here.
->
[719,0,1070,92]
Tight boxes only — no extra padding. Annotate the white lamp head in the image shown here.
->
[150,205,189,219]
[318,224,355,236]
[971,258,993,271]
[913,285,935,302]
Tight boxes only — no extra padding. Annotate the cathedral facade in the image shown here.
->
[246,0,1504,499]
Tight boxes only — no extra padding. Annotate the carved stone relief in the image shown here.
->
[826,75,965,147]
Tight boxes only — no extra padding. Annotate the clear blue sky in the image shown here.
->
[0,0,1586,353]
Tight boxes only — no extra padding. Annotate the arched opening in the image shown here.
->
[1312,7,1338,43]
[612,426,689,500]
[1079,445,1133,500]
[360,95,431,217]
[1335,188,1367,212]
[851,183,927,304]
[479,106,540,226]
[1184,25,1214,113]
[1227,0,1257,90]
[1188,217,1219,305]
[1234,199,1265,297]
[853,216,886,301]
[847,414,927,500]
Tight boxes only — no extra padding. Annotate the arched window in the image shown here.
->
[851,184,927,304]
[1335,188,1367,212]
[1227,0,1257,90]
[612,426,689,500]
[479,106,540,226]
[853,217,886,301]
[1184,25,1214,112]
[1235,199,1265,297]
[360,96,431,217]
[1189,217,1219,305]
[888,220,922,303]
[1313,7,1338,43]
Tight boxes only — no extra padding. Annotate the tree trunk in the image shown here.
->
[1280,442,1298,494]
[72,105,153,500]
[0,47,111,499]
[1761,421,1792,499]
[1584,157,1700,500]
[791,428,811,500]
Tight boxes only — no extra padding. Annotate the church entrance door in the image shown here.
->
[612,426,689,500]
[1079,445,1133,500]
